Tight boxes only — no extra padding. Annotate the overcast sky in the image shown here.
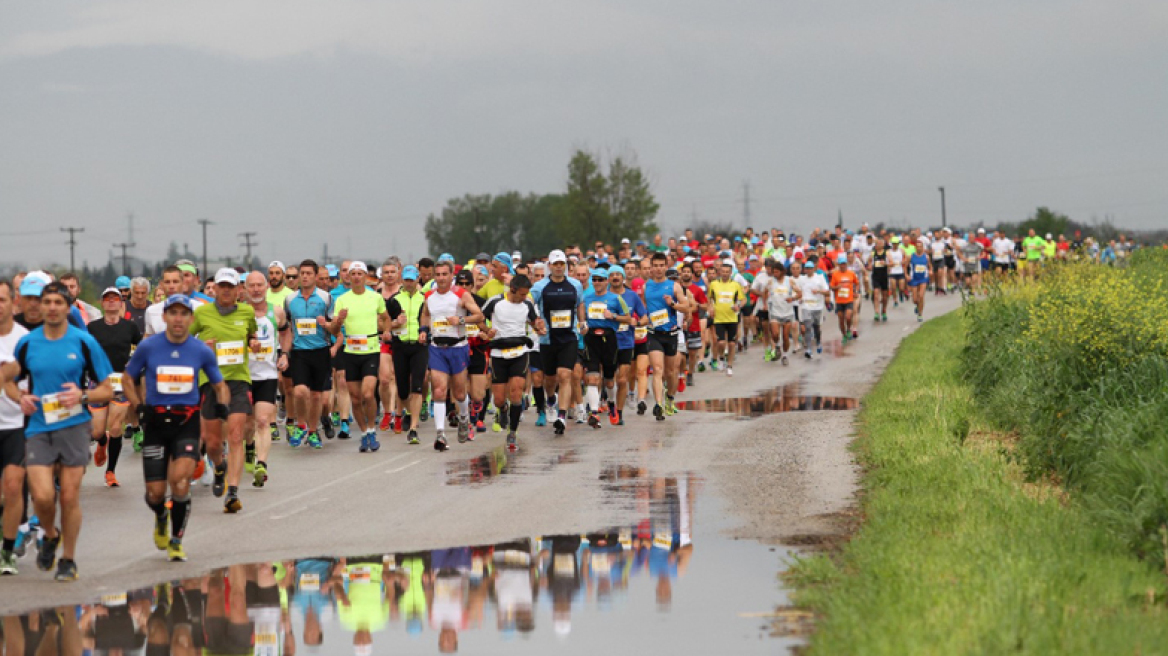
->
[2,0,1166,270]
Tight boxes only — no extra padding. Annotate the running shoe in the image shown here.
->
[697,361,706,372]
[420,405,429,423]
[506,431,517,451]
[394,415,404,434]
[0,550,16,575]
[244,445,256,473]
[223,494,242,514]
[359,433,370,452]
[434,431,448,452]
[475,418,485,431]
[805,349,812,359]
[192,457,205,481]
[104,471,119,488]
[37,535,58,572]
[918,316,924,323]
[617,411,625,426]
[852,330,858,339]
[553,416,566,436]
[269,423,281,441]
[379,413,392,431]
[587,413,601,429]
[253,462,268,487]
[154,511,169,550]
[637,400,647,416]
[535,411,547,427]
[212,462,227,498]
[726,367,733,377]
[677,376,686,393]
[686,373,695,387]
[817,345,823,354]
[459,421,470,443]
[307,432,323,449]
[709,359,719,371]
[201,458,215,486]
[653,404,664,421]
[609,405,619,425]
[408,430,420,445]
[54,558,78,582]
[321,415,336,439]
[288,426,304,448]
[665,399,677,416]
[367,431,381,452]
[782,354,790,366]
[330,411,341,426]
[337,420,350,440]
[94,440,107,468]
[167,540,187,562]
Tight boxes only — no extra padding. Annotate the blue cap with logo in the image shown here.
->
[401,265,419,281]
[163,294,194,311]
[438,253,455,264]
[18,277,45,297]
[493,252,513,273]
[115,275,132,289]
[326,264,339,278]
[836,254,847,264]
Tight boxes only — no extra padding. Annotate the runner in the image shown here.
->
[761,260,797,365]
[868,238,890,322]
[124,277,151,333]
[87,286,142,488]
[457,269,492,434]
[9,281,115,581]
[386,265,428,445]
[678,264,707,384]
[123,294,230,562]
[376,258,402,433]
[888,237,907,305]
[0,278,29,575]
[793,261,829,359]
[609,266,647,426]
[481,275,546,449]
[281,260,334,450]
[421,260,484,451]
[144,266,188,337]
[908,241,933,321]
[329,262,390,453]
[244,271,286,487]
[580,266,633,428]
[829,255,859,342]
[189,268,259,514]
[530,250,584,436]
[643,253,692,419]
[707,260,744,377]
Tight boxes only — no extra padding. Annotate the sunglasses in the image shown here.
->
[591,276,605,282]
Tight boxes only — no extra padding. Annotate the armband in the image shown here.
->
[419,326,431,335]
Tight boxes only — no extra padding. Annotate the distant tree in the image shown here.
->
[424,192,565,261]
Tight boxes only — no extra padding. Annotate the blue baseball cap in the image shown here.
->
[590,267,608,279]
[326,264,339,278]
[493,252,513,273]
[115,275,132,289]
[18,277,45,297]
[163,294,194,311]
[836,254,847,264]
[401,265,419,281]
[438,252,455,263]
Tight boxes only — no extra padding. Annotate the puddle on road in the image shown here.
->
[676,382,858,419]
[1,472,803,654]
[444,446,581,486]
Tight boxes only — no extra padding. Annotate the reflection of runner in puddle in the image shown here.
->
[4,606,83,656]
[79,587,151,654]
[492,539,536,635]
[676,383,858,418]
[289,557,337,650]
[334,556,394,655]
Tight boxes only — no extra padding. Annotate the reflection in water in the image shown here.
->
[444,446,581,486]
[676,383,857,418]
[0,472,699,655]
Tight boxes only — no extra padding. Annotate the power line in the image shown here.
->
[197,218,213,277]
[239,231,258,266]
[59,226,84,272]
[112,241,136,276]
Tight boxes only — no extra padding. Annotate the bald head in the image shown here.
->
[245,271,269,304]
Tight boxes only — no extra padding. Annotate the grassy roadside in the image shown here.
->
[788,311,1168,655]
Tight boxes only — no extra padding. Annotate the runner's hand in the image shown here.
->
[20,394,39,416]
[57,382,82,408]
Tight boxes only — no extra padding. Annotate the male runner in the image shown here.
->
[0,278,29,574]
[794,261,829,358]
[9,282,115,580]
[761,260,797,365]
[123,294,229,562]
[377,259,402,432]
[144,266,188,337]
[707,261,743,377]
[281,260,334,449]
[244,272,285,487]
[869,238,890,322]
[908,242,932,321]
[330,262,389,452]
[421,261,484,450]
[125,277,151,332]
[386,265,428,445]
[530,250,584,436]
[609,267,646,425]
[579,267,633,428]
[87,286,142,487]
[189,269,258,513]
[481,275,545,449]
[643,253,692,418]
[829,255,859,341]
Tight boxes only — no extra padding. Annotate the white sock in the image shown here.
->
[586,386,600,412]
[457,396,469,420]
[434,401,447,431]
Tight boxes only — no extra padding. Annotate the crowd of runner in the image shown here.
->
[0,224,1133,580]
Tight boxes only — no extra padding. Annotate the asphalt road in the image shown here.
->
[0,292,962,614]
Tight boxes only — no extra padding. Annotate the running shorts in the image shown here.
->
[289,347,331,391]
[714,323,738,342]
[25,423,90,469]
[200,380,253,419]
[491,354,529,384]
[541,340,578,373]
[141,406,201,482]
[428,344,469,376]
[0,427,25,469]
[392,342,428,399]
[343,352,380,381]
[251,378,279,405]
[647,330,678,357]
[584,330,618,379]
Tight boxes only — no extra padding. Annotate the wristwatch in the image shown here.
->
[80,392,89,405]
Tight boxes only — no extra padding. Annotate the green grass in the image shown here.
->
[789,311,1168,655]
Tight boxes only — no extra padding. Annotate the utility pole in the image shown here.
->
[938,186,947,228]
[239,232,258,268]
[197,218,213,276]
[473,208,483,254]
[113,241,136,275]
[60,227,84,272]
[741,181,752,230]
[837,209,843,230]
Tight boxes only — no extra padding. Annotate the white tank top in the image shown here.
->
[425,287,468,346]
[889,249,905,274]
[249,306,279,381]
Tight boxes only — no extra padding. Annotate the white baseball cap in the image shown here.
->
[214,268,241,286]
[548,249,568,264]
[348,261,368,274]
[100,287,122,299]
[268,260,285,270]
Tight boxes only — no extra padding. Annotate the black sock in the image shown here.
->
[96,434,108,447]
[170,495,190,540]
[227,485,238,497]
[146,494,167,519]
[2,537,14,552]
[509,403,522,431]
[534,387,546,413]
[107,435,123,472]
[548,392,558,408]
[257,460,267,469]
[170,588,191,625]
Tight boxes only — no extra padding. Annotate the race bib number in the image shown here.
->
[432,319,454,337]
[553,553,575,577]
[156,366,195,395]
[100,593,128,607]
[108,372,124,392]
[618,322,629,332]
[618,530,633,550]
[587,302,607,320]
[295,318,317,336]
[718,291,735,305]
[914,265,927,275]
[650,309,669,327]
[591,553,610,571]
[216,341,245,366]
[349,566,372,583]
[634,326,648,340]
[42,393,82,425]
[501,345,525,359]
[652,532,673,550]
[345,335,370,351]
[255,631,278,647]
[550,310,572,329]
[837,286,852,300]
[300,572,320,592]
[466,323,480,338]
[256,340,275,359]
